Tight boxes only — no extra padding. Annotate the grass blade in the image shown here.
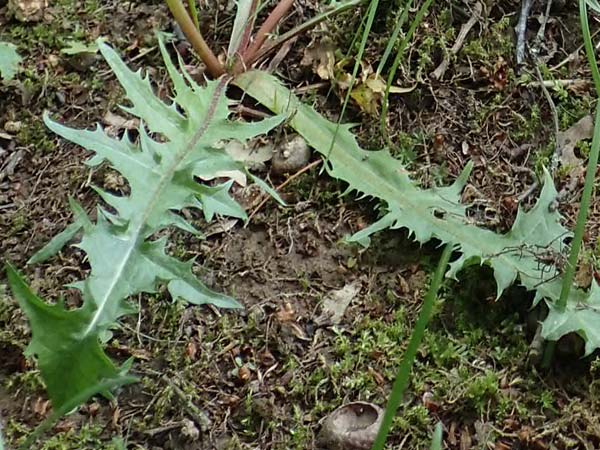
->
[188,0,199,30]
[429,422,443,450]
[375,0,412,76]
[324,0,379,162]
[542,0,600,365]
[370,244,453,450]
[557,0,600,311]
[380,0,433,143]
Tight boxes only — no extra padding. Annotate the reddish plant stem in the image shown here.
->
[237,0,260,55]
[166,0,225,77]
[240,0,295,69]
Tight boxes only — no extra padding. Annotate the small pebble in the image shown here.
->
[271,135,311,175]
[4,121,21,133]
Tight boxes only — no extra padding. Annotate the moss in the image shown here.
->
[6,421,126,450]
[16,119,55,154]
[5,0,104,52]
[461,17,514,63]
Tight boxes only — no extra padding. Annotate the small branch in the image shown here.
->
[550,28,600,71]
[162,375,211,431]
[533,64,560,174]
[515,0,533,66]
[247,159,322,223]
[517,180,539,203]
[525,79,590,89]
[535,0,553,45]
[166,0,225,77]
[431,2,481,80]
[241,0,295,68]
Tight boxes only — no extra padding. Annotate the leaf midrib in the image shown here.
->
[83,81,228,338]
[237,70,568,305]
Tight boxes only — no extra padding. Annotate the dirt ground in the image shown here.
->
[2,0,600,449]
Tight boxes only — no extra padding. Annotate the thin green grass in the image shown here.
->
[188,0,199,30]
[326,0,432,158]
[371,244,453,450]
[375,0,413,77]
[380,0,433,145]
[429,422,443,450]
[558,0,600,309]
[543,0,600,365]
[324,0,379,162]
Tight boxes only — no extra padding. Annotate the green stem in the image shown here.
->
[556,0,600,312]
[165,0,225,77]
[543,0,600,367]
[380,0,433,145]
[188,0,200,30]
[376,0,412,76]
[371,244,453,450]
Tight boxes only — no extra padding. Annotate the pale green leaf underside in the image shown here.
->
[228,0,254,59]
[11,37,281,411]
[236,70,600,354]
[0,41,22,81]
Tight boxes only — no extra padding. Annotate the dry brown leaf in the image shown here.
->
[460,427,472,450]
[348,70,415,115]
[557,114,593,169]
[316,281,361,325]
[102,111,139,132]
[276,302,295,323]
[300,39,336,80]
[574,258,593,289]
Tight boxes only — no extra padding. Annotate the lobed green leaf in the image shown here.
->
[236,70,600,355]
[10,36,282,411]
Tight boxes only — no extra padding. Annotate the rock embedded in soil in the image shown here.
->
[271,134,311,175]
[7,0,47,21]
[318,402,383,450]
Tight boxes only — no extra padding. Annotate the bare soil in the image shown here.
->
[2,0,600,449]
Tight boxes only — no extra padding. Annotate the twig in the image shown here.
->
[527,323,545,366]
[517,180,539,203]
[533,64,560,174]
[267,36,296,72]
[145,421,185,436]
[161,375,211,432]
[550,29,600,71]
[247,159,322,223]
[234,104,273,119]
[515,0,534,66]
[535,0,553,45]
[525,79,590,89]
[431,2,482,80]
